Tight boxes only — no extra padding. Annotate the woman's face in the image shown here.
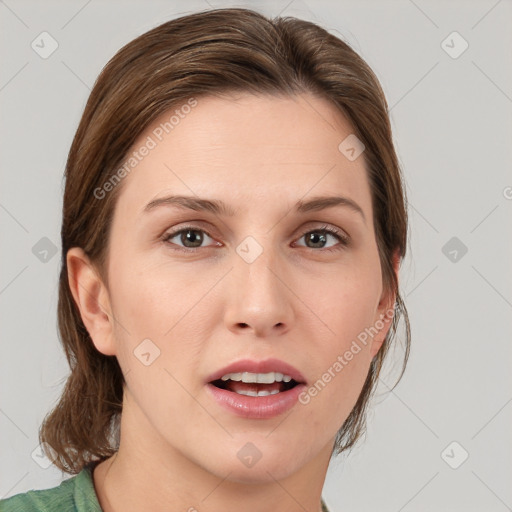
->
[96,92,396,482]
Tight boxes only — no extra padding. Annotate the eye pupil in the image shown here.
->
[307,232,327,248]
[183,229,203,247]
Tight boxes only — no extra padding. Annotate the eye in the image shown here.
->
[161,226,218,252]
[294,224,350,252]
[160,223,350,253]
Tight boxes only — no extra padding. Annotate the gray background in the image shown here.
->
[1,0,511,510]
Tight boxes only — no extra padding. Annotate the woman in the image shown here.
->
[0,7,410,512]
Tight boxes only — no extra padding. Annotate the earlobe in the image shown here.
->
[66,247,117,356]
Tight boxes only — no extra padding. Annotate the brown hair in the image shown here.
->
[40,7,411,474]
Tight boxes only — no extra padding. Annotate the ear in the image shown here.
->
[369,249,400,359]
[66,247,116,356]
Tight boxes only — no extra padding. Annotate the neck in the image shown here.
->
[93,397,333,512]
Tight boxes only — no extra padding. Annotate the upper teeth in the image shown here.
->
[220,372,292,383]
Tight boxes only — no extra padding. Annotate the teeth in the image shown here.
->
[241,372,254,383]
[219,371,294,383]
[257,372,275,384]
[234,389,281,396]
[221,372,242,381]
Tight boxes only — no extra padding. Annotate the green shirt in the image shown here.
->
[0,462,330,511]
[0,462,102,512]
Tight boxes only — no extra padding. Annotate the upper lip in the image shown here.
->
[206,358,306,384]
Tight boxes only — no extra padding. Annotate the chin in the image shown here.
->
[219,458,301,485]
[200,438,311,484]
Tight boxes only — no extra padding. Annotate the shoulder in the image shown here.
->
[0,462,102,512]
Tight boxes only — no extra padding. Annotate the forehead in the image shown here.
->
[113,92,372,218]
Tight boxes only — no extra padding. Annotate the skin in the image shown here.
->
[67,91,399,512]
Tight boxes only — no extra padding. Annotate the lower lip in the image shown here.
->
[205,383,306,419]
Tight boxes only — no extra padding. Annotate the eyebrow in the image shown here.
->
[143,194,366,223]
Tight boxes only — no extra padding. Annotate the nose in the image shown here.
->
[224,239,294,338]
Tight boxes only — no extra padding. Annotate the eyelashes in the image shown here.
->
[294,225,350,252]
[160,223,350,254]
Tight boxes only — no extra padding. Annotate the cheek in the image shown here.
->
[107,256,220,375]
[299,333,372,436]
[308,264,382,346]
[297,266,380,414]
[106,259,203,426]
[108,255,183,332]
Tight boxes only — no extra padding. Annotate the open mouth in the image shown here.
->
[210,371,300,397]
